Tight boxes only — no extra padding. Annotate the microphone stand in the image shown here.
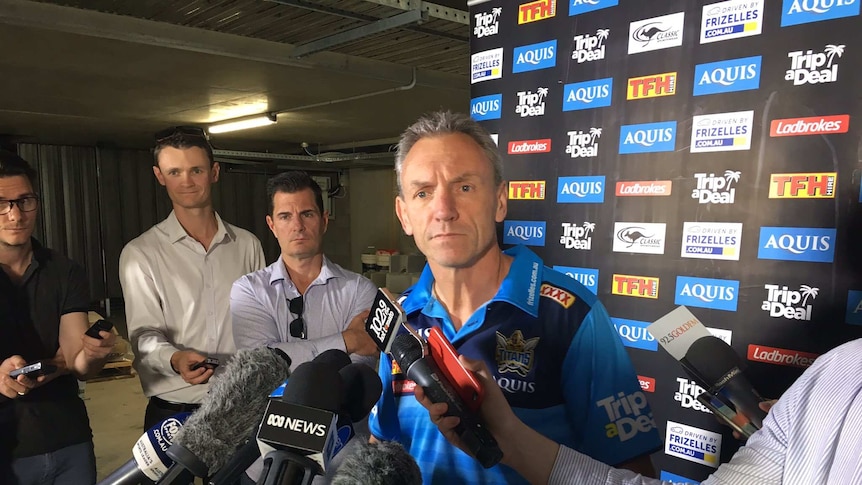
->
[257,450,321,485]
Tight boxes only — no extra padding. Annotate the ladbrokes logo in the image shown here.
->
[692,170,740,204]
[693,56,761,96]
[781,0,860,27]
[508,138,551,155]
[508,181,546,200]
[471,48,503,84]
[681,222,743,261]
[758,227,836,263]
[628,12,685,54]
[674,378,711,413]
[572,29,609,63]
[613,223,666,255]
[762,284,819,321]
[665,421,721,468]
[770,115,849,137]
[700,0,764,44]
[769,172,836,198]
[596,390,656,442]
[557,176,605,203]
[566,127,601,158]
[616,180,672,197]
[638,375,655,393]
[473,7,501,38]
[518,0,556,24]
[515,87,548,117]
[560,221,595,250]
[612,274,659,299]
[786,44,845,85]
[747,344,818,368]
[627,72,677,100]
[691,111,753,152]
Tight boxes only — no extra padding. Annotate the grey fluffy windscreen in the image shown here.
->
[330,440,422,485]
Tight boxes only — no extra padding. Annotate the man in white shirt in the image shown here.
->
[119,126,265,430]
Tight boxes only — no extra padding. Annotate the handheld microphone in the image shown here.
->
[97,413,190,485]
[365,288,407,354]
[323,363,384,469]
[330,440,422,485]
[389,333,502,468]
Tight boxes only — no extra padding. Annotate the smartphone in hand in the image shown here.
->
[10,361,58,379]
[427,327,485,412]
[190,357,220,371]
[85,319,114,339]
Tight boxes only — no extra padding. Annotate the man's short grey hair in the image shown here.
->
[395,111,503,196]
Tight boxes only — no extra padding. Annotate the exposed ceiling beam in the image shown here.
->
[362,0,469,24]
[292,9,428,58]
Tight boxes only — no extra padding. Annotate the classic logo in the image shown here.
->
[566,127,601,158]
[700,0,764,43]
[471,48,503,84]
[627,72,677,100]
[470,94,502,121]
[513,39,557,73]
[769,173,836,198]
[665,421,722,468]
[681,222,743,261]
[762,284,819,321]
[845,290,862,325]
[508,138,552,155]
[519,0,556,24]
[692,170,740,204]
[616,180,673,196]
[691,111,754,153]
[781,0,860,27]
[638,375,656,393]
[758,226,836,263]
[495,330,539,377]
[612,317,657,351]
[563,78,613,111]
[572,29,609,63]
[613,222,666,255]
[473,6,501,38]
[596,390,656,442]
[540,283,576,308]
[612,274,659,299]
[557,176,605,203]
[693,56,762,96]
[503,221,546,246]
[675,378,711,413]
[559,221,595,250]
[508,181,546,200]
[770,115,849,136]
[747,344,818,368]
[553,265,598,294]
[786,44,845,85]
[619,121,677,154]
[628,12,685,54]
[515,87,548,117]
[570,0,618,16]
[675,276,739,312]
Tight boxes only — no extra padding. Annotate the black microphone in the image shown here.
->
[389,333,502,468]
[322,363,384,471]
[683,336,768,429]
[97,413,190,485]
[330,440,422,485]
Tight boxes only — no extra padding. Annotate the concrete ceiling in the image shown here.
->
[0,0,470,163]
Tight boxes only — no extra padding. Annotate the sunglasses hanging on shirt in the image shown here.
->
[289,296,306,339]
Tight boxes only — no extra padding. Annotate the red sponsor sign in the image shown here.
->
[747,344,818,368]
[508,138,552,154]
[637,375,655,393]
[769,114,849,137]
[393,378,417,395]
[616,180,673,196]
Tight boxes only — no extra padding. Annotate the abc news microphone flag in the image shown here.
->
[469,0,862,481]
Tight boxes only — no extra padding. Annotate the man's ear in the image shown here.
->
[266,215,276,239]
[494,182,508,223]
[322,211,329,234]
[395,196,414,236]
[210,162,221,183]
[152,166,166,187]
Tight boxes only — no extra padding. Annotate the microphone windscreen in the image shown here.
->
[330,440,422,485]
[338,364,383,422]
[313,349,352,373]
[282,361,344,412]
[684,336,745,384]
[175,347,291,473]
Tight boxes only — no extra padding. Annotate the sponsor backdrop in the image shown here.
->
[470,0,862,481]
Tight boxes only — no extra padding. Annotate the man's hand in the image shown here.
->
[170,350,214,385]
[342,310,378,356]
[0,355,45,399]
[81,331,117,361]
[731,399,778,440]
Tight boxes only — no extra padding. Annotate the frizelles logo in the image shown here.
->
[471,48,503,84]
[616,180,673,197]
[770,114,850,136]
[627,72,677,100]
[758,226,836,263]
[513,39,557,73]
[515,87,548,117]
[559,222,596,251]
[665,421,722,468]
[693,56,761,96]
[845,290,862,325]
[612,274,660,299]
[503,220,546,246]
[619,121,677,154]
[700,0,764,43]
[691,110,754,153]
[508,138,552,155]
[780,0,860,27]
[566,127,601,158]
[786,44,845,85]
[613,222,666,255]
[691,170,741,205]
[473,6,501,38]
[611,317,657,351]
[628,12,685,54]
[570,0,618,16]
[675,276,739,311]
[681,222,743,261]
[557,175,605,203]
[747,344,818,368]
[470,94,502,121]
[553,265,598,294]
[508,181,546,200]
[563,78,613,111]
[518,0,556,24]
[769,172,836,198]
[572,28,609,64]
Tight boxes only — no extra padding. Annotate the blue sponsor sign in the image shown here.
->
[757,227,837,263]
[562,78,613,111]
[619,121,677,154]
[675,276,739,312]
[846,290,862,325]
[660,470,699,485]
[781,0,860,26]
[693,56,762,96]
[569,0,619,17]
[553,266,599,294]
[557,176,605,203]
[470,94,502,121]
[611,317,657,351]
[512,40,557,73]
[503,220,546,246]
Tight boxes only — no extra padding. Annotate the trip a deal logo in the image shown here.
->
[513,39,557,73]
[781,0,860,27]
[758,226,836,263]
[770,114,849,137]
[570,0,618,17]
[470,94,502,121]
[665,421,722,468]
[503,221,546,246]
[627,72,677,100]
[508,181,546,200]
[700,0,764,44]
[563,78,613,111]
[518,0,556,24]
[769,172,836,199]
[619,121,677,154]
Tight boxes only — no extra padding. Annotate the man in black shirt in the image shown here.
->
[0,150,116,484]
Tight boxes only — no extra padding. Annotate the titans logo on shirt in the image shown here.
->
[496,330,540,377]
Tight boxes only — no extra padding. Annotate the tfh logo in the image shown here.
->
[612,274,659,299]
[519,0,556,24]
[769,173,836,198]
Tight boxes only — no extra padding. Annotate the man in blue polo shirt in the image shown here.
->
[368,111,661,484]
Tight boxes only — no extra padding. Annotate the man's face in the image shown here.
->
[0,175,38,249]
[396,133,506,269]
[266,188,328,260]
[153,146,219,210]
